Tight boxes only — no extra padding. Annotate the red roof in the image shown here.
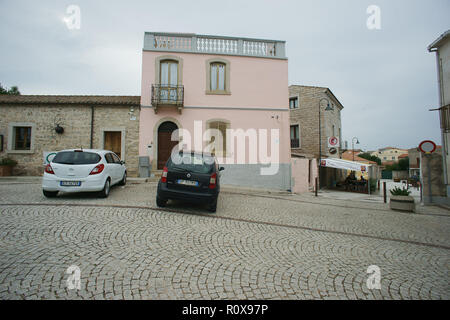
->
[342,151,377,164]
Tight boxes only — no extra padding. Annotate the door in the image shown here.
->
[160,60,178,102]
[104,132,122,159]
[157,121,179,170]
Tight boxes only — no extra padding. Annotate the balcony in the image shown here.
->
[151,84,184,114]
[144,32,286,59]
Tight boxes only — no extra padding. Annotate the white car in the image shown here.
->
[42,149,127,198]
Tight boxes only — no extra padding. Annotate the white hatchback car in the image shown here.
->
[42,149,127,198]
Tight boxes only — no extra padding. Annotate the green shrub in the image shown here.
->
[390,187,411,196]
[0,157,18,166]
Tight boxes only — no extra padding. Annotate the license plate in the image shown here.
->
[60,181,81,187]
[176,179,199,186]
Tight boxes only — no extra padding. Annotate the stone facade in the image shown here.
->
[0,96,140,177]
[289,85,343,159]
[288,85,344,189]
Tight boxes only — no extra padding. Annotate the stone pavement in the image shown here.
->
[0,178,449,299]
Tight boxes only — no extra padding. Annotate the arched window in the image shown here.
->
[206,58,230,95]
[210,62,226,91]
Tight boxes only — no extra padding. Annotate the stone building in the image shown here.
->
[0,95,140,176]
[288,85,344,188]
[428,30,450,199]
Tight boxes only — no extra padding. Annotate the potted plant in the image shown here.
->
[389,187,415,212]
[0,157,18,176]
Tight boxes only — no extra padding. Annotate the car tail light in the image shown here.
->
[45,164,54,174]
[89,164,105,175]
[209,173,217,189]
[161,166,168,183]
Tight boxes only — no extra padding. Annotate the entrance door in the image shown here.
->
[104,131,122,159]
[157,121,178,170]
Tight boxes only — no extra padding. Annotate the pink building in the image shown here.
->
[138,32,291,190]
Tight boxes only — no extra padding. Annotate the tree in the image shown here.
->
[385,157,409,171]
[0,83,20,95]
[358,152,382,165]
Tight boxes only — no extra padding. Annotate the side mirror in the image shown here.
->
[219,167,225,171]
[120,161,125,165]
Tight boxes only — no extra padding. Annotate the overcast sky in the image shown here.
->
[0,0,449,151]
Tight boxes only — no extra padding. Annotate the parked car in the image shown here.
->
[42,149,127,198]
[156,151,224,212]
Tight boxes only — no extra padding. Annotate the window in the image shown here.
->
[206,58,230,95]
[383,157,387,160]
[53,151,101,165]
[7,123,35,153]
[290,125,300,148]
[289,97,298,109]
[210,62,225,91]
[160,60,178,86]
[207,121,229,155]
[392,157,395,160]
[112,153,121,164]
[159,60,179,102]
[14,127,31,150]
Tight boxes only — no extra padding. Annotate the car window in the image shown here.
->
[105,153,114,164]
[168,153,215,174]
[112,153,121,164]
[53,151,101,165]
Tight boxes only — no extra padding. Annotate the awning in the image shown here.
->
[320,158,371,172]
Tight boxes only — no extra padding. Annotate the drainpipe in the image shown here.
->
[90,105,94,149]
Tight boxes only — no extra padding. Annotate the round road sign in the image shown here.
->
[418,140,436,154]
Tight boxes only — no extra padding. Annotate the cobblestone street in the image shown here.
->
[0,179,449,299]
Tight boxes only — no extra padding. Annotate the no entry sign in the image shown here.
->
[418,140,437,154]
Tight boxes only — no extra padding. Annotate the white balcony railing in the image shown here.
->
[144,32,286,59]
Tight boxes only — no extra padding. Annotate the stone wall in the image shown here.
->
[289,86,342,159]
[0,104,140,177]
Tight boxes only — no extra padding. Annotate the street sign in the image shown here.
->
[328,136,339,148]
[43,151,57,165]
[329,147,337,154]
[418,140,436,154]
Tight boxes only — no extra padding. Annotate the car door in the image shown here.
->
[104,153,117,183]
[111,153,124,183]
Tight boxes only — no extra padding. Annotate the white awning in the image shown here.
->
[320,158,371,172]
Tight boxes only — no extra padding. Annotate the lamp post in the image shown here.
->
[318,98,333,193]
[352,137,360,161]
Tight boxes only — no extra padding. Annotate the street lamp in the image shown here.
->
[352,137,360,161]
[317,98,333,193]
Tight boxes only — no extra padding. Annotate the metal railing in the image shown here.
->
[151,84,184,108]
[144,32,286,59]
[291,139,300,148]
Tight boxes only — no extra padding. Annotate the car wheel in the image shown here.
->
[156,196,167,207]
[208,199,217,213]
[119,172,127,186]
[99,179,110,198]
[43,190,58,198]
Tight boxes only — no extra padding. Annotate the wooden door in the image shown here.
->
[104,132,122,159]
[157,121,178,170]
